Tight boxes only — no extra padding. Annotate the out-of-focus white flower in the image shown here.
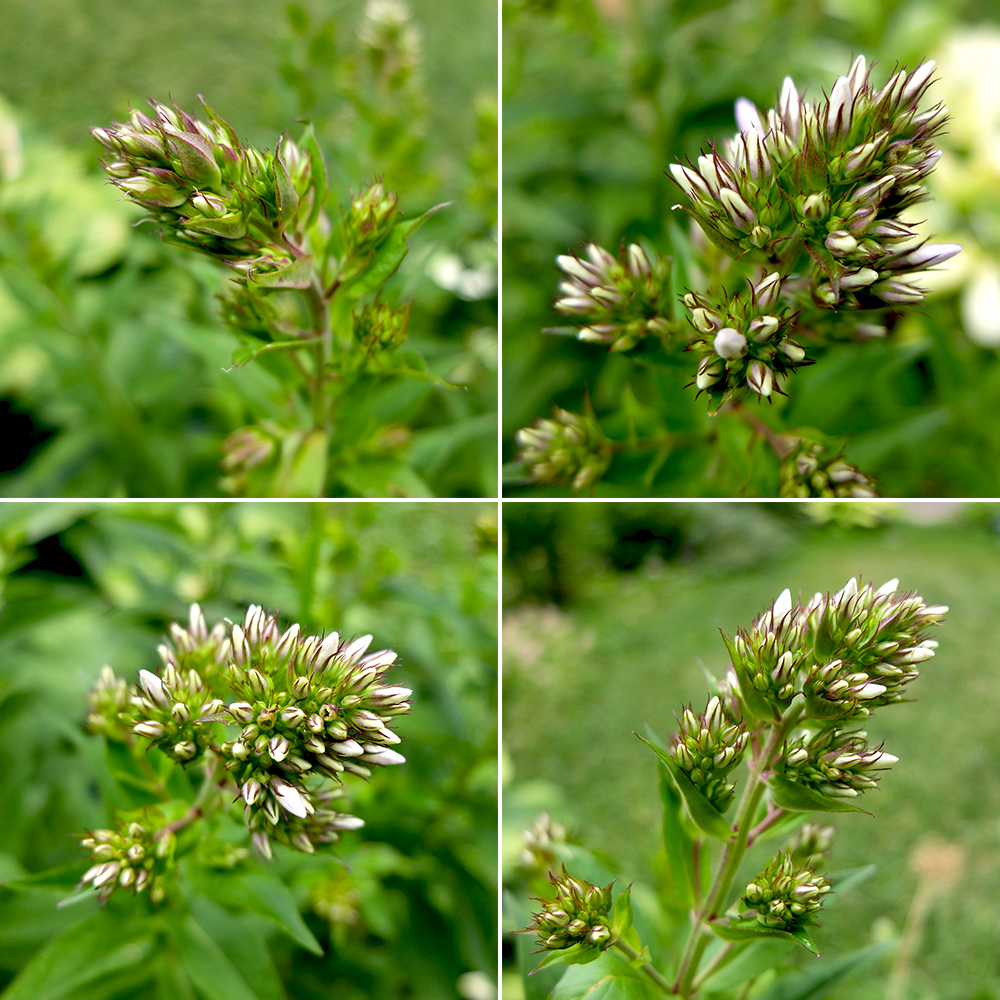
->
[962,266,1000,347]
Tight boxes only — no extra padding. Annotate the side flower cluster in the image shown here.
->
[552,243,672,352]
[742,854,832,930]
[523,867,615,952]
[670,695,749,812]
[515,407,610,493]
[780,439,879,498]
[78,821,174,905]
[779,728,897,799]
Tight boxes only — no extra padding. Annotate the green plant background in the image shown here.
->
[0,0,497,497]
[0,500,497,1000]
[503,501,1000,997]
[503,0,1000,497]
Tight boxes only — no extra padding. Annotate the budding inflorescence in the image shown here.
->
[670,695,749,812]
[515,406,611,493]
[78,820,173,906]
[668,56,960,408]
[780,439,879,498]
[553,242,672,352]
[742,854,832,930]
[523,867,615,952]
[780,728,898,799]
[85,603,411,866]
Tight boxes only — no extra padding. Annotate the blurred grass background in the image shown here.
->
[503,0,1000,496]
[503,501,1000,998]
[0,0,497,497]
[0,501,497,1000]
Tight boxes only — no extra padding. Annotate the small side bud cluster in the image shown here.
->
[785,822,836,868]
[686,275,810,411]
[132,664,222,764]
[354,299,411,352]
[516,407,610,493]
[780,440,879,498]
[742,854,832,929]
[341,180,400,265]
[553,242,672,352]
[78,820,173,905]
[86,665,135,743]
[780,728,898,799]
[670,695,749,812]
[523,867,615,951]
[521,812,568,878]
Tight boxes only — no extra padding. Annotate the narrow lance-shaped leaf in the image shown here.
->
[720,631,776,722]
[708,917,820,957]
[635,733,735,841]
[659,764,697,909]
[768,775,871,816]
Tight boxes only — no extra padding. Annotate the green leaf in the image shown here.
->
[813,610,839,660]
[635,733,734,841]
[184,863,323,955]
[300,123,328,230]
[0,914,154,1000]
[752,941,892,1000]
[169,914,260,1000]
[658,765,696,909]
[229,337,310,368]
[551,950,664,999]
[708,918,820,956]
[276,427,328,498]
[702,939,794,991]
[341,225,408,296]
[720,632,777,722]
[403,200,450,237]
[768,776,871,815]
[612,884,633,939]
[183,213,248,239]
[249,254,315,290]
[272,147,298,227]
[1,860,91,890]
[530,943,602,975]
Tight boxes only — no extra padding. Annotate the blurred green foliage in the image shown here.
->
[0,500,497,1000]
[503,0,1000,496]
[0,0,497,497]
[502,501,1000,997]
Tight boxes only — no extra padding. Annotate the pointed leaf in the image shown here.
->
[341,225,408,296]
[229,337,310,369]
[612,884,633,939]
[183,213,248,239]
[658,765,696,909]
[169,914,259,1000]
[0,914,154,1000]
[239,871,323,955]
[768,776,871,815]
[300,122,328,230]
[635,733,734,841]
[702,940,794,991]
[551,950,665,999]
[529,943,601,975]
[272,146,298,227]
[752,940,892,1000]
[813,611,839,660]
[708,918,820,956]
[403,200,451,237]
[248,253,315,290]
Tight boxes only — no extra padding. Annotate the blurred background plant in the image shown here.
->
[503,0,1000,497]
[502,500,1000,998]
[0,0,496,497]
[0,500,497,1000]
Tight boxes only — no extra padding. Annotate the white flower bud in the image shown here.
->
[714,327,747,359]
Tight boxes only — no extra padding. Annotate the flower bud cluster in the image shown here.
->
[524,867,615,951]
[340,181,400,265]
[78,820,174,905]
[741,854,832,930]
[355,299,411,352]
[86,665,135,743]
[726,578,944,722]
[780,727,897,799]
[670,695,749,812]
[218,605,409,856]
[799,576,945,718]
[666,56,960,408]
[785,822,836,868]
[553,242,672,352]
[686,274,810,410]
[520,812,568,877]
[132,663,223,763]
[92,98,315,269]
[780,440,879,498]
[515,407,610,493]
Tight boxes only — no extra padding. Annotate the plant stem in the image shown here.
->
[747,805,787,848]
[728,401,794,460]
[152,752,222,841]
[673,709,801,997]
[613,939,675,996]
[691,942,733,992]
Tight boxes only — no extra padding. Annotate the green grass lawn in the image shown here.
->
[503,512,1000,998]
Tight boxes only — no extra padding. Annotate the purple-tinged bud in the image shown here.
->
[802,193,828,220]
[281,706,307,727]
[229,701,255,724]
[779,340,807,362]
[172,741,197,760]
[246,669,268,696]
[753,271,783,310]
[268,736,290,762]
[851,175,895,208]
[778,77,803,140]
[826,75,853,141]
[134,721,165,739]
[747,361,774,397]
[839,268,879,290]
[872,278,924,304]
[845,205,876,233]
[719,187,756,230]
[901,60,936,106]
[889,243,962,272]
[139,670,170,708]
